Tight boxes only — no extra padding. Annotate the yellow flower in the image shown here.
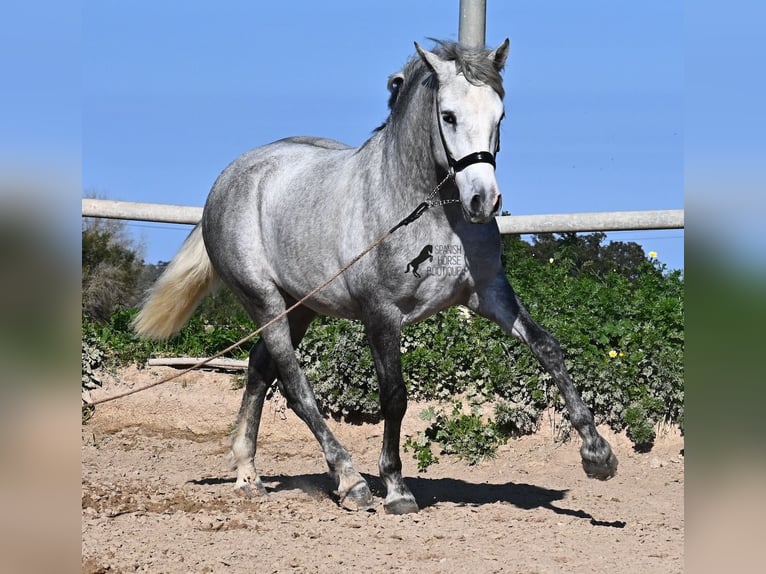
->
[608,350,618,358]
[648,251,658,259]
[619,351,624,357]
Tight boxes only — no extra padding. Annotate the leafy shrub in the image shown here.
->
[83,232,684,455]
[82,308,253,368]
[622,398,663,452]
[81,332,106,423]
[493,401,539,438]
[405,402,538,471]
[296,317,379,421]
[82,333,105,391]
[82,217,144,321]
[403,421,440,472]
[403,407,438,472]
[423,403,505,466]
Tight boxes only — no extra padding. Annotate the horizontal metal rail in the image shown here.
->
[494,209,684,234]
[82,199,203,225]
[82,198,684,234]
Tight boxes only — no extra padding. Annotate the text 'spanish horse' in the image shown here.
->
[134,40,618,514]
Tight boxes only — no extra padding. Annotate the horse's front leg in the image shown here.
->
[469,275,618,480]
[364,312,419,514]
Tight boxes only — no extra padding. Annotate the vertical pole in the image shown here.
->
[458,0,487,48]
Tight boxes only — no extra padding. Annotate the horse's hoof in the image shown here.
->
[582,451,619,481]
[581,437,619,481]
[383,495,419,515]
[339,481,375,511]
[234,478,267,498]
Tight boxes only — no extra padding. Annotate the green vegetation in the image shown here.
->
[82,224,684,464]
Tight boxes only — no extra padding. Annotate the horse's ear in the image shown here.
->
[387,73,404,93]
[488,38,510,71]
[386,73,404,109]
[415,42,451,79]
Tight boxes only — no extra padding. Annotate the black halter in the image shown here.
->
[435,100,498,175]
[389,96,501,233]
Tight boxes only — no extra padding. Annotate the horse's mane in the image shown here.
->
[375,40,505,133]
[422,39,505,98]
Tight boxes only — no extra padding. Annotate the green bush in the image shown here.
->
[493,401,539,438]
[424,402,504,465]
[504,250,684,442]
[83,233,684,457]
[295,234,683,451]
[82,333,105,391]
[81,332,105,423]
[82,308,253,369]
[404,401,533,471]
[296,317,379,421]
[403,408,440,472]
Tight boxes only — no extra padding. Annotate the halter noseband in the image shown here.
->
[435,99,498,175]
[449,150,496,173]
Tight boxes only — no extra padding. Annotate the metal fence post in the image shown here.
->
[459,0,487,47]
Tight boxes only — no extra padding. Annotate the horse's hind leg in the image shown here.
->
[230,340,274,496]
[234,291,374,509]
[469,275,618,480]
[230,305,314,497]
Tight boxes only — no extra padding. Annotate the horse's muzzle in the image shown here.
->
[465,192,502,224]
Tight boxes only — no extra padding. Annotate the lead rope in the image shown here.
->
[88,171,456,407]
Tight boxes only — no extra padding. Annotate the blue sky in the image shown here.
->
[81,1,684,269]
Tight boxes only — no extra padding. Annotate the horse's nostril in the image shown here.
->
[470,194,481,213]
[492,195,501,213]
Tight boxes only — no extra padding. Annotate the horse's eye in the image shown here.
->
[441,111,457,126]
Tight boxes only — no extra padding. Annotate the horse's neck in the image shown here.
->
[372,117,440,206]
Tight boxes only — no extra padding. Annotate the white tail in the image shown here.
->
[132,225,219,340]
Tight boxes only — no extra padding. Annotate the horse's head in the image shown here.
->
[416,40,509,224]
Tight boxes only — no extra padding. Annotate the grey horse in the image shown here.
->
[133,39,618,515]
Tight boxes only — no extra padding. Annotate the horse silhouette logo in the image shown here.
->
[405,244,433,278]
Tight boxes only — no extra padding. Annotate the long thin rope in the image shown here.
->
[88,172,454,406]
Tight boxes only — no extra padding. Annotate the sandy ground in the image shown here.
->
[82,366,684,573]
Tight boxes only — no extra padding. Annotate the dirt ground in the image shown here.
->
[82,366,684,573]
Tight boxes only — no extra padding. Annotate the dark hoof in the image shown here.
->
[582,450,619,481]
[339,481,375,511]
[581,437,619,481]
[384,496,419,515]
